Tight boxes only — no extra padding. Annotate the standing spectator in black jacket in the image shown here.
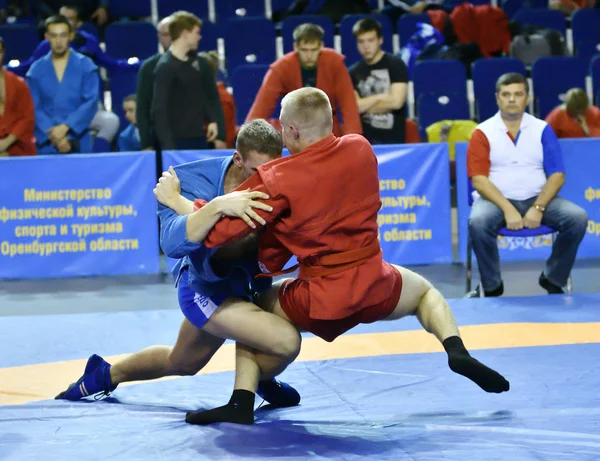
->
[151,11,224,150]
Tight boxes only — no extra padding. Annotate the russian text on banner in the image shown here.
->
[161,145,452,270]
[376,143,452,265]
[0,152,159,279]
[456,138,600,263]
[560,138,600,259]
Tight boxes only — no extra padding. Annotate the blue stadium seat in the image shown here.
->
[198,20,219,52]
[472,57,527,121]
[513,9,567,36]
[108,68,139,132]
[281,15,335,54]
[339,14,394,67]
[397,14,430,48]
[105,22,157,61]
[79,22,99,39]
[108,1,151,19]
[532,56,587,119]
[572,9,600,67]
[216,0,265,23]
[272,0,294,13]
[592,55,600,105]
[224,18,276,76]
[158,0,209,19]
[417,92,470,139]
[501,0,548,19]
[413,60,468,113]
[0,24,39,63]
[231,64,270,125]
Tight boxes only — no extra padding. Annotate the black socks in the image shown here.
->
[185,389,255,425]
[443,336,510,393]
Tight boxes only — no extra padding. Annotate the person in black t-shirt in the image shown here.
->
[152,11,225,151]
[349,18,409,145]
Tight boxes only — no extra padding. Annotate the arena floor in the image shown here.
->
[1,259,599,460]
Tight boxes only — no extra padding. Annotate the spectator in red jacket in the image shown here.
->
[246,23,362,137]
[0,37,36,156]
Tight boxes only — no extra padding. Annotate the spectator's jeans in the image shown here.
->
[468,196,588,291]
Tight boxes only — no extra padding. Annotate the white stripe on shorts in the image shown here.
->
[193,292,219,321]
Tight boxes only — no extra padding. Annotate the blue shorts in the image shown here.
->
[177,268,223,329]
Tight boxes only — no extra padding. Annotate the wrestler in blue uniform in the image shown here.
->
[57,155,299,407]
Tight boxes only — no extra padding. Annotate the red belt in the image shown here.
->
[255,240,381,279]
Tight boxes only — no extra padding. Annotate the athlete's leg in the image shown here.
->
[186,282,302,425]
[56,318,225,400]
[385,265,509,393]
[109,318,226,385]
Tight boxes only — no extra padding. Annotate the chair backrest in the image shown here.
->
[339,14,393,67]
[471,57,527,121]
[231,64,270,125]
[0,24,39,62]
[397,14,430,48]
[417,92,470,137]
[158,0,209,19]
[108,67,139,132]
[513,8,567,36]
[216,0,265,23]
[413,59,468,112]
[531,56,587,119]
[105,22,157,61]
[197,20,219,52]
[571,8,600,54]
[79,22,99,39]
[108,2,151,19]
[281,15,335,54]
[224,18,276,76]
[502,0,548,19]
[592,55,600,105]
[575,41,600,69]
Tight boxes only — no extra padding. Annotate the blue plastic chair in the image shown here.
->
[413,60,468,114]
[513,8,567,36]
[105,22,157,61]
[396,14,430,48]
[417,92,470,141]
[532,56,587,119]
[465,179,572,293]
[0,24,40,63]
[224,17,276,75]
[571,8,600,65]
[231,64,272,125]
[591,55,600,105]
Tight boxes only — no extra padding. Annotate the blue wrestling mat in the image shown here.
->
[2,294,600,460]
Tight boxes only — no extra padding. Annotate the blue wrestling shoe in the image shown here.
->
[256,378,301,408]
[55,354,117,400]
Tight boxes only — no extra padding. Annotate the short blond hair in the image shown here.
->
[565,88,589,116]
[169,11,202,41]
[281,87,333,135]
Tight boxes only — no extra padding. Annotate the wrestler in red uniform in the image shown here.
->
[179,89,510,425]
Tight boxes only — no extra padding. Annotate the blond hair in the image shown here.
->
[564,88,589,116]
[281,87,333,136]
[169,11,202,41]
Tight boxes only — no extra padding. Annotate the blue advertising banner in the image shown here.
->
[376,143,453,265]
[162,144,453,268]
[456,138,600,263]
[0,152,159,279]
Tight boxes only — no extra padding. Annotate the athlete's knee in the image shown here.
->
[273,324,302,360]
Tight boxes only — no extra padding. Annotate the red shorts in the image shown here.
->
[279,262,403,342]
